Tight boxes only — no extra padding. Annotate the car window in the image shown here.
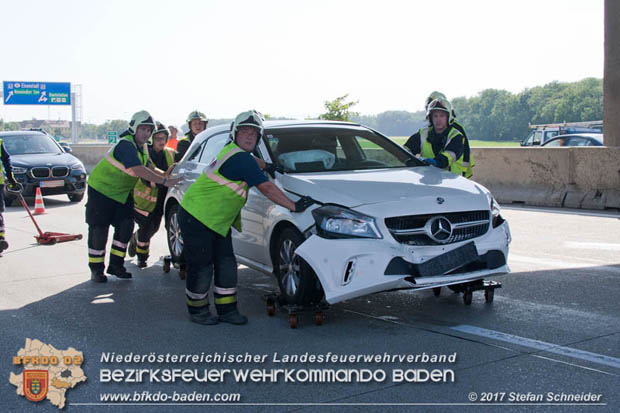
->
[566,137,588,146]
[532,131,543,145]
[266,128,411,172]
[544,131,559,142]
[197,132,230,164]
[543,138,565,147]
[1,133,63,155]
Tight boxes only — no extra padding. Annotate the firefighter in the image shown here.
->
[166,125,180,151]
[423,91,475,178]
[405,97,466,176]
[86,111,182,283]
[128,121,177,268]
[179,110,315,325]
[175,110,208,161]
[0,138,19,254]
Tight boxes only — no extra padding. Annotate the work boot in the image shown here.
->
[190,312,219,325]
[91,270,108,283]
[106,264,132,279]
[218,310,248,325]
[127,232,137,257]
[137,257,147,268]
[0,239,8,253]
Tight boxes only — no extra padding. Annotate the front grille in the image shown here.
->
[52,166,69,177]
[30,167,50,178]
[385,210,490,246]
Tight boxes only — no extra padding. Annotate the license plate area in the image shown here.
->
[416,242,478,277]
[41,180,65,188]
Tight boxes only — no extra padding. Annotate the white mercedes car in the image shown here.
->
[164,121,511,307]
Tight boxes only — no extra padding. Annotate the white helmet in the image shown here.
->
[128,110,155,135]
[231,110,264,141]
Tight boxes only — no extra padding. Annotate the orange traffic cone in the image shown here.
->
[33,187,46,215]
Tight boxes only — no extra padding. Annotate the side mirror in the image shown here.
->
[60,143,72,153]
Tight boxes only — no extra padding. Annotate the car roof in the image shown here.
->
[549,133,603,141]
[199,120,366,138]
[542,133,604,145]
[0,130,48,137]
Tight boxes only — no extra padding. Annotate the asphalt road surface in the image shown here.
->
[1,195,619,412]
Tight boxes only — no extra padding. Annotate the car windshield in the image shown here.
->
[265,127,420,172]
[2,134,63,155]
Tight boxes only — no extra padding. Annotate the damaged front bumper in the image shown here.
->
[295,221,511,304]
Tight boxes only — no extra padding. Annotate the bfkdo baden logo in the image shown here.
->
[24,370,49,402]
[9,338,87,409]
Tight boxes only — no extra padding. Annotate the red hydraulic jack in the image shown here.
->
[12,186,82,245]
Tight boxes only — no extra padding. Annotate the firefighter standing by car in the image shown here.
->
[419,91,475,178]
[0,138,19,255]
[128,122,177,268]
[86,111,182,283]
[405,96,467,176]
[178,110,315,326]
[175,110,208,161]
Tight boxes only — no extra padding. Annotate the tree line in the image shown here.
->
[351,78,602,140]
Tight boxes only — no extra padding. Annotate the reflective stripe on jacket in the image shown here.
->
[133,147,175,213]
[180,142,249,237]
[419,126,465,176]
[87,136,148,204]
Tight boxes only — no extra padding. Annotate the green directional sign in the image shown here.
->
[107,131,118,144]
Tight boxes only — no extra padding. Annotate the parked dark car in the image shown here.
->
[541,133,604,147]
[0,130,87,205]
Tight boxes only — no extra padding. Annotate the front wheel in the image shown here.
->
[165,203,184,264]
[274,227,323,306]
[68,192,85,203]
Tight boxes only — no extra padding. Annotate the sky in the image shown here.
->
[0,0,604,127]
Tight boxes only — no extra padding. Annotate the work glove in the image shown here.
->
[293,196,315,213]
[264,163,281,178]
[422,158,438,167]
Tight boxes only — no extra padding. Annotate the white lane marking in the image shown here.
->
[509,254,620,274]
[451,325,620,369]
[564,241,620,251]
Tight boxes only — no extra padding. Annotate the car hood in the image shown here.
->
[10,153,78,167]
[277,167,491,210]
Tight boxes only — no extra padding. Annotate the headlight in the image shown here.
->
[311,205,382,239]
[487,193,504,228]
[71,162,85,171]
[11,166,28,174]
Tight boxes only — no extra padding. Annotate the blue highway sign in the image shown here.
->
[3,81,71,105]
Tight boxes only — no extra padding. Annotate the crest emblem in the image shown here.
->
[23,370,48,402]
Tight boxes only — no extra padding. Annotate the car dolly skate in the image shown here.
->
[263,292,330,329]
[432,279,502,305]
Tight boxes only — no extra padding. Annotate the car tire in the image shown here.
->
[165,203,184,264]
[274,227,323,306]
[68,192,85,203]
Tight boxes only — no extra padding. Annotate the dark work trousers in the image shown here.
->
[0,184,5,241]
[133,191,166,261]
[178,206,239,316]
[85,186,134,272]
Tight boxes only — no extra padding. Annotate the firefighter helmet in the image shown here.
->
[128,110,155,135]
[231,110,264,142]
[427,97,454,124]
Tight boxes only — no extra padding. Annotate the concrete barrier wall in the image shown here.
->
[472,147,620,210]
[70,144,620,210]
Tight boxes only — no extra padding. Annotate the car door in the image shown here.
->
[232,138,272,265]
[176,131,231,190]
